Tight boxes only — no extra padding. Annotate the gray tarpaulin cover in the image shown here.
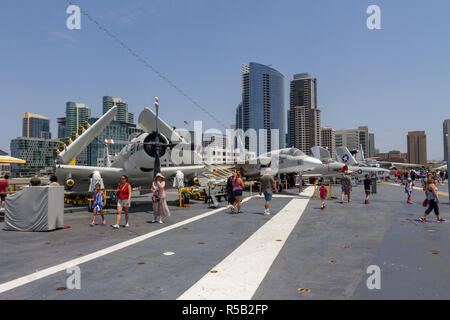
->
[4,186,64,231]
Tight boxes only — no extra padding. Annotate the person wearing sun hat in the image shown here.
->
[151,172,171,223]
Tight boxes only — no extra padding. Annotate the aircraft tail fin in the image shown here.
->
[336,147,358,165]
[359,144,365,161]
[311,146,332,162]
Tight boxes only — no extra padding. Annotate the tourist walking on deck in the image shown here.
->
[298,170,303,194]
[405,177,413,204]
[421,174,443,222]
[151,173,171,223]
[340,173,352,203]
[226,176,235,210]
[89,183,105,226]
[112,175,131,229]
[319,180,327,210]
[231,171,245,213]
[259,168,278,216]
[0,174,9,214]
[410,169,416,185]
[364,174,372,204]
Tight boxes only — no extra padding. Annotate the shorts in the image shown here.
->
[406,190,411,196]
[117,199,130,208]
[233,189,243,197]
[0,194,6,202]
[93,205,103,212]
[365,190,371,196]
[342,188,350,195]
[264,193,272,202]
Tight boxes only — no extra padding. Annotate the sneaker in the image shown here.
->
[158,221,163,224]
[230,206,235,214]
[90,222,95,227]
[420,217,427,223]
[111,224,119,229]
[264,210,270,216]
[102,220,106,225]
[151,219,157,223]
[124,223,130,228]
[437,217,444,222]
[407,201,413,204]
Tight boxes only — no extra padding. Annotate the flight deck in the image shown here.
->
[0,182,449,300]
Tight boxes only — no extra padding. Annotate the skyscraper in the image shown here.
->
[320,127,336,160]
[235,102,243,132]
[57,117,66,139]
[369,133,375,158]
[22,113,51,139]
[237,62,285,154]
[407,131,427,164]
[65,102,91,137]
[103,96,134,123]
[289,73,321,155]
[444,119,450,164]
[356,126,369,158]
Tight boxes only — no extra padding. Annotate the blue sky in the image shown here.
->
[1,0,449,160]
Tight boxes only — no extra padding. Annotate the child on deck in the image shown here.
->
[319,181,327,210]
[89,183,105,226]
[405,177,413,204]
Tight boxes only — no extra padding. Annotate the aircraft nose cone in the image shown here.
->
[305,156,322,168]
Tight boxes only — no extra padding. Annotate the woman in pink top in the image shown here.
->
[231,171,245,214]
[151,173,171,224]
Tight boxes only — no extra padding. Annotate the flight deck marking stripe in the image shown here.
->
[0,195,257,294]
[177,187,314,300]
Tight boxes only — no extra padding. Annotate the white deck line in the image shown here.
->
[0,196,257,294]
[178,187,314,300]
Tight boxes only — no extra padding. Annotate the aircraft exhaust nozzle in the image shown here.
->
[58,106,117,164]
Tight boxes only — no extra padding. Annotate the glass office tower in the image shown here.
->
[239,62,285,154]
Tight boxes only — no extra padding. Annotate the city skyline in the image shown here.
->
[1,0,450,160]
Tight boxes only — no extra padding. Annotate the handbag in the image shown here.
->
[422,199,428,207]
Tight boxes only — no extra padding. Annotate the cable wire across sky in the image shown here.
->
[65,0,228,130]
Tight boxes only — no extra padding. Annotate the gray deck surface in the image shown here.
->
[0,182,448,300]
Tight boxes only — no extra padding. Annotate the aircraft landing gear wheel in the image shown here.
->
[182,191,190,205]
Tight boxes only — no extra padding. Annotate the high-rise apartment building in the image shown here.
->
[236,62,285,154]
[289,73,321,155]
[320,127,336,160]
[335,129,359,151]
[22,113,51,139]
[444,119,450,164]
[407,131,427,164]
[65,102,91,137]
[103,96,134,124]
[335,127,372,159]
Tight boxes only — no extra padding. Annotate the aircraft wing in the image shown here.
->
[160,165,204,178]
